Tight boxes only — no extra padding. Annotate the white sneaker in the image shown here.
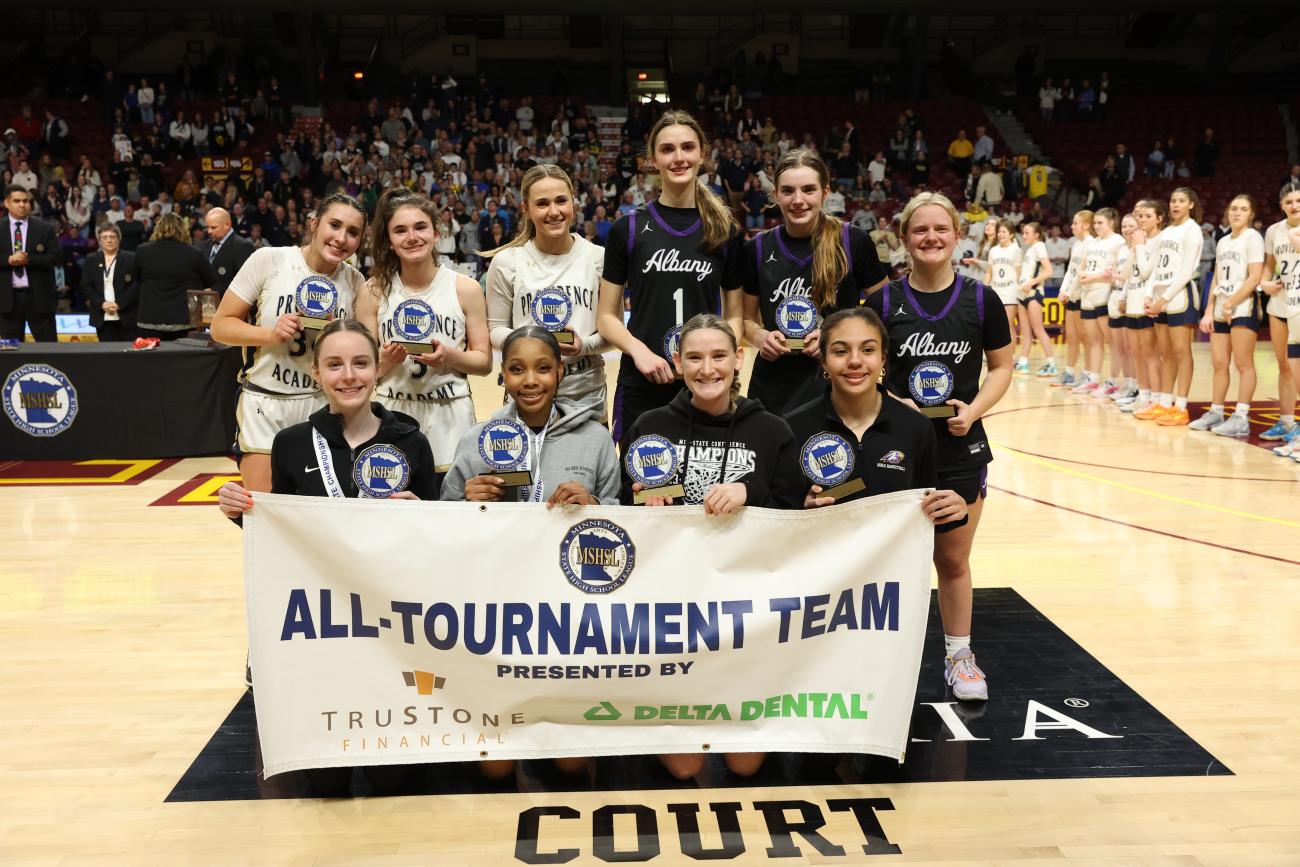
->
[1210,413,1250,438]
[944,648,988,702]
[1070,381,1099,395]
[1188,410,1224,431]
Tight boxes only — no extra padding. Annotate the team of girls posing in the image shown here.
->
[1004,184,1300,448]
[216,113,1019,784]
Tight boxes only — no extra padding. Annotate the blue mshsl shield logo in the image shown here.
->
[392,298,436,342]
[4,364,78,437]
[560,519,636,594]
[294,276,339,318]
[352,444,411,497]
[799,432,854,486]
[625,434,679,488]
[908,360,954,406]
[662,324,683,361]
[775,297,818,339]
[477,418,529,471]
[529,288,574,333]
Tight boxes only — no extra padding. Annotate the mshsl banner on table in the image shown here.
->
[244,491,934,777]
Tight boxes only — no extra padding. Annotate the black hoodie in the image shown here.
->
[270,402,440,500]
[619,392,794,507]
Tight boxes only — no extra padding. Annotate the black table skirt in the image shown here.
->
[1,342,242,460]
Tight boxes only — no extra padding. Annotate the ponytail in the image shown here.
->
[646,109,737,251]
[772,149,849,309]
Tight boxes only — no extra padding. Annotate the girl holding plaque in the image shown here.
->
[356,189,492,487]
[211,193,369,494]
[740,148,887,415]
[218,318,440,794]
[484,165,610,417]
[441,326,620,506]
[864,192,1013,703]
[620,314,793,515]
[596,110,746,445]
[775,307,968,528]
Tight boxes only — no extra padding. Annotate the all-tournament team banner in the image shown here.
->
[244,491,934,777]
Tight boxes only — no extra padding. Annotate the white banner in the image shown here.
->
[245,491,934,777]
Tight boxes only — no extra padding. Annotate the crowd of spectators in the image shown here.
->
[3,55,1049,319]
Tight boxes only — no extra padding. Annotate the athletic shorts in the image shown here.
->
[1210,293,1263,333]
[1017,291,1043,307]
[1065,299,1081,312]
[1107,290,1124,320]
[1161,282,1200,326]
[992,283,1019,307]
[1081,306,1107,320]
[1124,285,1150,319]
[933,465,986,534]
[1082,283,1111,312]
[235,389,325,455]
[376,394,476,472]
[1126,315,1154,330]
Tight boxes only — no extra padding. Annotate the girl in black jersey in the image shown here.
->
[597,110,745,446]
[776,307,968,529]
[741,148,887,415]
[864,192,1014,703]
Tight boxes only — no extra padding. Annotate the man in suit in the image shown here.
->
[1,184,61,342]
[80,222,138,342]
[202,206,253,296]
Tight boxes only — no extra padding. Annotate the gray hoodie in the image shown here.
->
[440,396,621,504]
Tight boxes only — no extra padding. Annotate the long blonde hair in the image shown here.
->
[646,110,735,251]
[149,212,189,243]
[481,164,574,257]
[773,148,848,309]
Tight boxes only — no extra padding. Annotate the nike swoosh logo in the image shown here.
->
[305,466,321,474]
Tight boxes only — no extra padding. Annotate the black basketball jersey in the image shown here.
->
[745,224,861,414]
[875,276,993,472]
[619,202,730,385]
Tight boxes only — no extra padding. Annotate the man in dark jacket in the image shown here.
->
[202,206,254,296]
[0,184,61,341]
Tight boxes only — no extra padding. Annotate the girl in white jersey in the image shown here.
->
[1121,199,1168,415]
[211,192,369,493]
[1013,221,1056,375]
[484,164,609,418]
[1257,183,1300,449]
[960,219,997,281]
[1051,210,1092,386]
[1189,194,1265,436]
[1073,208,1125,394]
[986,220,1023,350]
[1136,187,1204,426]
[1104,214,1138,401]
[356,189,491,483]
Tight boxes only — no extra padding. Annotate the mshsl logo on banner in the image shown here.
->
[244,492,934,777]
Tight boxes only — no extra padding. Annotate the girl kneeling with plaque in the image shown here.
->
[775,307,967,529]
[217,318,439,795]
[864,192,1013,704]
[357,189,492,488]
[441,326,620,507]
[619,313,794,781]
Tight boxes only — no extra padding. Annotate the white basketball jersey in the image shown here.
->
[376,266,470,402]
[1019,240,1048,285]
[1083,234,1125,286]
[1264,220,1300,314]
[1060,240,1087,300]
[1213,228,1264,296]
[1113,246,1133,300]
[1151,222,1200,292]
[491,236,606,401]
[988,244,1023,295]
[229,246,363,395]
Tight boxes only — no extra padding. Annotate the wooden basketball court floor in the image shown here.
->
[2,342,1298,865]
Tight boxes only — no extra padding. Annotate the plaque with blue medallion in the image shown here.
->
[529,288,575,345]
[477,418,534,487]
[775,296,818,350]
[294,275,340,332]
[624,434,685,504]
[799,432,865,500]
[907,360,958,419]
[390,298,437,355]
[352,444,411,498]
